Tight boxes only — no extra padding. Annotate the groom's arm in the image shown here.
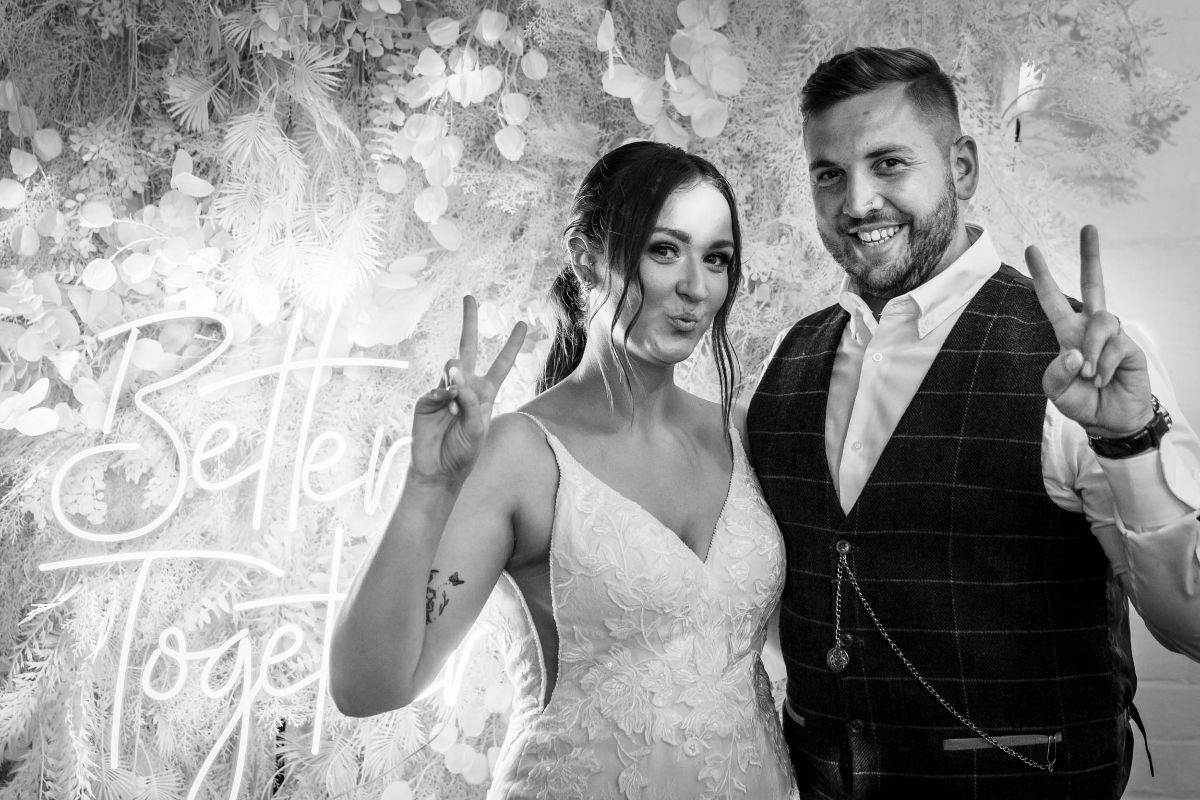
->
[1043,321,1200,660]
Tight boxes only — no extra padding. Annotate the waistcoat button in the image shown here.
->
[836,539,851,554]
[849,719,865,734]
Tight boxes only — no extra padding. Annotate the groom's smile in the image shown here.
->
[803,82,976,305]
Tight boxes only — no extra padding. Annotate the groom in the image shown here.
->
[747,47,1200,799]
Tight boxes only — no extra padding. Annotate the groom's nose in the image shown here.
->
[841,171,884,219]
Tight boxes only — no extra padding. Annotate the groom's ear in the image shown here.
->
[567,236,599,289]
[951,134,980,201]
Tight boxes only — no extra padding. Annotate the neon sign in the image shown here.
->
[39,309,486,799]
[50,308,412,541]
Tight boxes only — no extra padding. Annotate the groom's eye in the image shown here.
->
[814,170,842,187]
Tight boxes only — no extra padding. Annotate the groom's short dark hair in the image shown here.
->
[801,47,960,133]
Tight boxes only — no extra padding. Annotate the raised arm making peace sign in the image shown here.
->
[410,295,527,482]
[333,141,804,797]
[1025,225,1155,439]
[330,294,529,718]
[753,46,1200,799]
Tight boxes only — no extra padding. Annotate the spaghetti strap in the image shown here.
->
[512,411,570,471]
[728,425,747,474]
[513,410,552,438]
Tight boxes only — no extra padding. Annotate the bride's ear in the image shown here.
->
[567,236,599,289]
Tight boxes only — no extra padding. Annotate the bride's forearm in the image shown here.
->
[329,468,462,716]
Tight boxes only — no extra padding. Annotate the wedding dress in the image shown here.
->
[485,414,797,799]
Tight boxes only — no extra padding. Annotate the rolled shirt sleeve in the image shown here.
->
[1042,321,1200,659]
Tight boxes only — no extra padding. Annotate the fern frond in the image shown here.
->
[1,735,41,799]
[0,610,62,752]
[295,95,360,155]
[164,74,230,133]
[360,708,425,784]
[222,110,312,228]
[95,760,141,800]
[217,8,256,52]
[297,192,385,309]
[263,228,325,296]
[322,730,362,799]
[66,680,101,800]
[221,109,286,173]
[136,767,185,800]
[282,43,346,103]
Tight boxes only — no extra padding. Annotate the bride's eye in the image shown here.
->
[705,251,732,270]
[649,242,679,261]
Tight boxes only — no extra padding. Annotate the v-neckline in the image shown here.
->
[543,426,740,566]
[818,268,1009,524]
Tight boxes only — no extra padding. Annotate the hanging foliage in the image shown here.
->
[0,1,1189,798]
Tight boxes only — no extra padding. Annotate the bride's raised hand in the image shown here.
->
[409,296,527,483]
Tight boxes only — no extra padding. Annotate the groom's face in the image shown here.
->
[803,83,967,299]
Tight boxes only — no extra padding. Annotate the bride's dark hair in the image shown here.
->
[538,141,743,431]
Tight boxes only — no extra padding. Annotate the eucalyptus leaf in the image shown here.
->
[10,149,37,179]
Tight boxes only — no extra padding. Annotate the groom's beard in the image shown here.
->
[820,172,959,299]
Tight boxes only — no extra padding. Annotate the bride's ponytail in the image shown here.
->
[538,268,587,393]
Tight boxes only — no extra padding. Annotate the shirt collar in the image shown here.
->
[837,224,999,342]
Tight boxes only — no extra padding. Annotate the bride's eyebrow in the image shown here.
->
[651,226,690,241]
[651,227,734,250]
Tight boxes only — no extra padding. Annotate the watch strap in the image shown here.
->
[1087,396,1172,459]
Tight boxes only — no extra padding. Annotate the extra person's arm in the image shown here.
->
[1044,322,1200,659]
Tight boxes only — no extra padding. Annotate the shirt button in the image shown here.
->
[871,352,884,362]
[836,540,852,555]
[849,719,866,734]
[851,441,863,452]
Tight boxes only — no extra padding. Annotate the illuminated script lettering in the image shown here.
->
[39,309,481,799]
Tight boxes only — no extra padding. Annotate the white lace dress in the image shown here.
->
[486,416,797,800]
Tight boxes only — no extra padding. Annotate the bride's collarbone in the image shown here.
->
[576,435,733,548]
[515,398,734,550]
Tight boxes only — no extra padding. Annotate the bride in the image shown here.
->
[331,141,797,799]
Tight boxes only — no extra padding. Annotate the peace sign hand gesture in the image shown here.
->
[1025,225,1155,439]
[409,296,527,484]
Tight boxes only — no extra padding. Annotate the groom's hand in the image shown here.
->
[1024,225,1154,438]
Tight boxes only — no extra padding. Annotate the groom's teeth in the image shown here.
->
[856,225,900,244]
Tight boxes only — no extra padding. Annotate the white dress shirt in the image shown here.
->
[785,225,1200,659]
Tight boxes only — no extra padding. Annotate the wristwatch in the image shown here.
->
[1087,395,1173,459]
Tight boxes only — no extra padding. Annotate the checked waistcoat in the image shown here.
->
[747,267,1136,800]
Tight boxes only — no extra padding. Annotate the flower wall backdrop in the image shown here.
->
[0,1,1189,798]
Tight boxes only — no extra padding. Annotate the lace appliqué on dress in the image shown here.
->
[487,422,798,800]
